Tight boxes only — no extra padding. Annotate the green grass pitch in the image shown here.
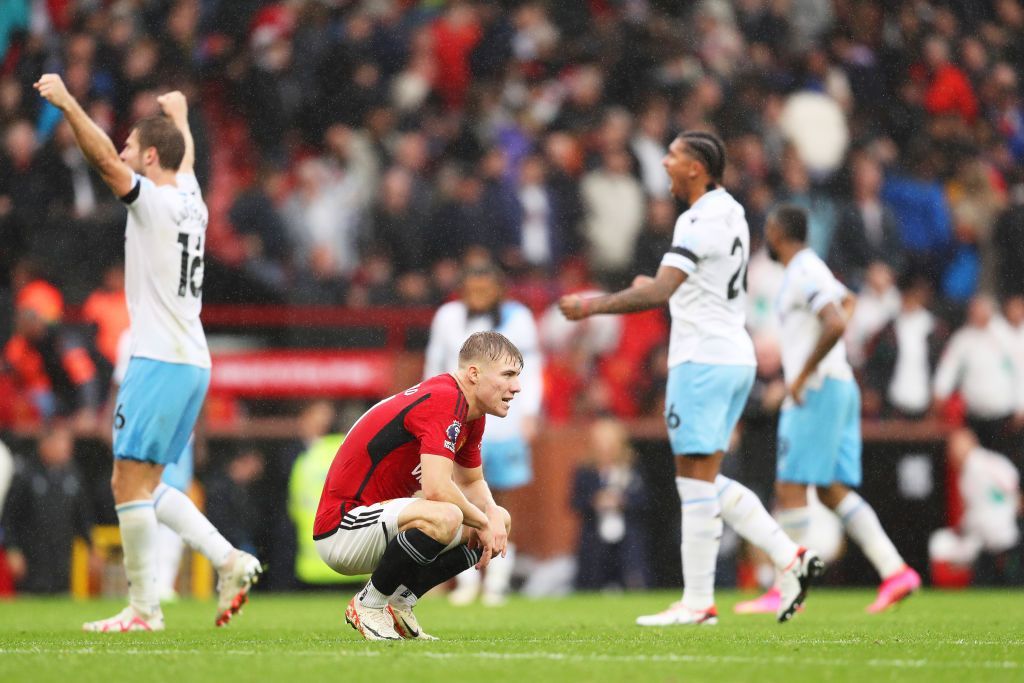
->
[1,590,1021,682]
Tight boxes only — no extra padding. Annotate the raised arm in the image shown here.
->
[157,91,195,175]
[34,74,134,198]
[558,265,687,320]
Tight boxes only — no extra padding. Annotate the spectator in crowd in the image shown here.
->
[828,154,904,290]
[579,148,645,288]
[993,176,1024,298]
[1,424,94,593]
[3,279,101,426]
[205,450,266,558]
[845,261,901,370]
[934,294,1024,454]
[571,418,649,591]
[81,263,129,370]
[228,165,293,298]
[864,272,944,419]
[929,429,1021,586]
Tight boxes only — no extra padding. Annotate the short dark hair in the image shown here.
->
[133,116,185,171]
[458,331,523,370]
[677,130,727,180]
[769,203,808,243]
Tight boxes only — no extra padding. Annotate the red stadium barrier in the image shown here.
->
[208,350,394,398]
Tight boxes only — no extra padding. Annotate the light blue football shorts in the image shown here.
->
[160,435,195,491]
[665,362,755,456]
[113,357,210,466]
[776,376,862,487]
[481,437,532,490]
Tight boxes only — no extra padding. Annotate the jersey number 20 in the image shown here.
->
[727,236,748,300]
[177,232,204,298]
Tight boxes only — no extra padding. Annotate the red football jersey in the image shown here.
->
[313,373,485,538]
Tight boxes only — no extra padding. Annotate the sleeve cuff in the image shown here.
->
[119,180,141,205]
[661,251,697,275]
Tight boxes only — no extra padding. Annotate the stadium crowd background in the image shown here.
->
[0,0,1022,594]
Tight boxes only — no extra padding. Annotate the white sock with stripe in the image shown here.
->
[156,522,185,596]
[117,499,160,617]
[715,475,800,570]
[835,491,905,579]
[677,477,721,611]
[153,483,234,569]
[776,506,811,546]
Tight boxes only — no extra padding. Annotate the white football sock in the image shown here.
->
[390,584,418,609]
[715,475,799,570]
[156,522,184,597]
[153,483,234,569]
[677,477,721,611]
[453,564,481,592]
[835,491,905,579]
[116,500,160,617]
[776,506,811,546]
[358,580,389,608]
[483,542,515,597]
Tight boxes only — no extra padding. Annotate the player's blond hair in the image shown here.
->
[458,331,523,370]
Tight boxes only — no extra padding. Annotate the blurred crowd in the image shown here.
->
[1,0,1024,593]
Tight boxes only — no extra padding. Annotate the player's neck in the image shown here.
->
[144,166,179,187]
[450,371,483,420]
[778,243,805,266]
[685,182,717,206]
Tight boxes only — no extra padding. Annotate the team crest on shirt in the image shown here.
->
[444,420,462,452]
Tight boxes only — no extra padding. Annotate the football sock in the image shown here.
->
[153,483,235,569]
[677,477,721,611]
[716,475,800,570]
[483,542,515,597]
[364,529,448,604]
[776,506,811,546]
[393,546,484,608]
[835,491,905,579]
[451,563,482,595]
[117,499,160,617]
[156,522,184,596]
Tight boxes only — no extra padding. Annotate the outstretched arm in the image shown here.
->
[558,265,687,320]
[34,74,134,198]
[157,91,194,175]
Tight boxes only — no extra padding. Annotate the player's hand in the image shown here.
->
[632,274,655,288]
[486,506,509,559]
[788,374,808,406]
[34,74,75,110]
[558,294,590,321]
[474,525,495,570]
[157,91,188,122]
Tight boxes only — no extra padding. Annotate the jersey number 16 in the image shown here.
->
[177,232,204,298]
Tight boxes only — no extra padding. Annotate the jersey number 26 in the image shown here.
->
[727,236,748,300]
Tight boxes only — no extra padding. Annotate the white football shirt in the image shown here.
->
[775,248,852,387]
[122,172,211,368]
[660,188,755,368]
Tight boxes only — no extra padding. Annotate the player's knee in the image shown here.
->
[432,503,463,542]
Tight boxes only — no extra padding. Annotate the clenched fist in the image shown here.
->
[157,91,188,122]
[34,74,74,110]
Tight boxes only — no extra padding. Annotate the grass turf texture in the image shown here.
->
[1,590,1021,683]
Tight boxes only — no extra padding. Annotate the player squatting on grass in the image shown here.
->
[313,331,518,640]
[34,74,262,633]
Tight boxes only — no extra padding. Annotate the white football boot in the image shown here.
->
[636,602,719,626]
[215,550,263,626]
[83,605,165,633]
[388,603,438,640]
[345,596,402,641]
[777,546,825,623]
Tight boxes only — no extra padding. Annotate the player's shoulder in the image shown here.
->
[415,374,470,421]
[433,300,466,322]
[692,188,744,221]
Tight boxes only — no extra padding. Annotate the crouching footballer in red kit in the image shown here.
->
[314,331,519,640]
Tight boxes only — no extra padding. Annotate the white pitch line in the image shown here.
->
[0,648,1019,670]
